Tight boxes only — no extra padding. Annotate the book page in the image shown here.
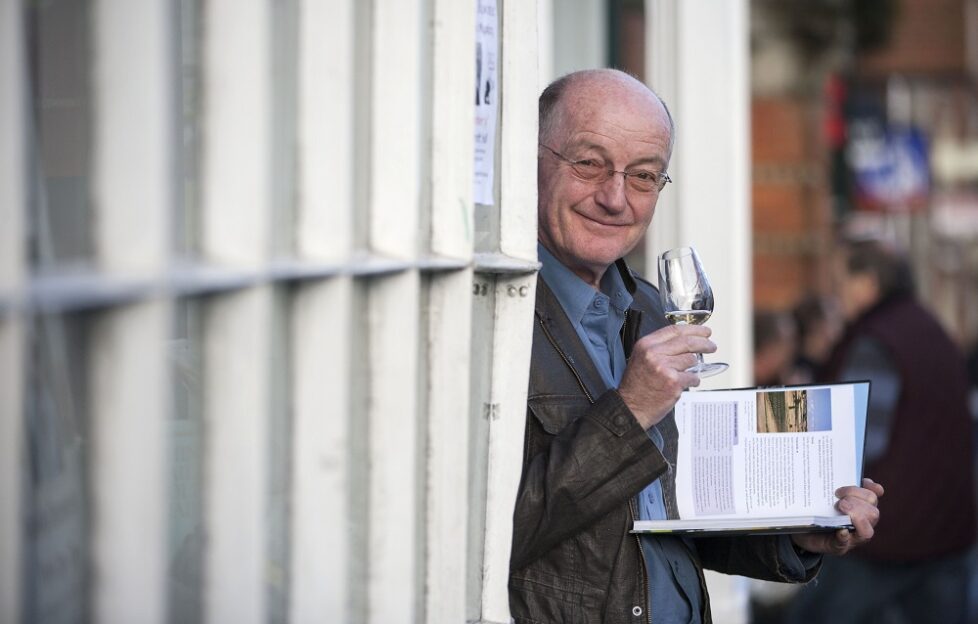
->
[672,384,859,521]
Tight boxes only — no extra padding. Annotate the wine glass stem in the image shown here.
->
[675,320,705,373]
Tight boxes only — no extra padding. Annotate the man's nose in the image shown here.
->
[594,171,629,213]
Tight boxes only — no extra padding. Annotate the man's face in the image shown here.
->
[537,77,672,287]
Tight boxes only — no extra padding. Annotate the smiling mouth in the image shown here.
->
[580,213,628,228]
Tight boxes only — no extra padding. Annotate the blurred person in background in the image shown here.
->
[968,345,978,418]
[753,310,798,387]
[786,238,976,624]
[791,295,843,385]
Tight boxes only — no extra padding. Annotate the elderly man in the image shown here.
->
[509,69,884,623]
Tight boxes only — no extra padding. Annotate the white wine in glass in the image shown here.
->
[663,310,713,326]
[658,246,728,378]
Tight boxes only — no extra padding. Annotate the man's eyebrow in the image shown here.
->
[567,141,667,169]
[627,155,668,169]
[564,141,608,157]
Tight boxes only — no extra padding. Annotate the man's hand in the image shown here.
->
[617,324,716,429]
[791,478,885,556]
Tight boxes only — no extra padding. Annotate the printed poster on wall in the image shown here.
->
[473,0,498,206]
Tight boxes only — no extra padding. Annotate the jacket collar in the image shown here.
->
[535,277,608,401]
[534,257,640,400]
[614,258,639,294]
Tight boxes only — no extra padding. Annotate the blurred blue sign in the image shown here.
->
[847,117,930,211]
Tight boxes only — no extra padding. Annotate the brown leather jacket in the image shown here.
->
[509,260,818,623]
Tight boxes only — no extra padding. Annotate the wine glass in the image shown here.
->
[657,246,728,378]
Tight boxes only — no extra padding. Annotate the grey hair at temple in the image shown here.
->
[538,68,676,155]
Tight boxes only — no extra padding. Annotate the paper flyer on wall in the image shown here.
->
[473,0,498,205]
[632,381,870,535]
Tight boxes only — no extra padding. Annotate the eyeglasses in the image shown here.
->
[539,143,672,193]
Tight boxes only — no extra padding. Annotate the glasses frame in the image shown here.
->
[539,143,673,193]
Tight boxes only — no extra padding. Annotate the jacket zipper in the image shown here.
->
[624,307,652,622]
[538,316,595,403]
[622,308,632,359]
[629,497,652,623]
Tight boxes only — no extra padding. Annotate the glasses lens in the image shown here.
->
[569,161,606,182]
[624,171,666,193]
[628,173,657,193]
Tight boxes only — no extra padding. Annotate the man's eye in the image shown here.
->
[630,171,657,182]
[574,159,602,169]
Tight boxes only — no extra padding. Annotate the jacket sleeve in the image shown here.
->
[510,389,667,570]
[693,534,821,584]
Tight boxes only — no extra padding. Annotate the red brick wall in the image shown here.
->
[858,0,967,76]
[750,0,970,314]
[751,98,834,310]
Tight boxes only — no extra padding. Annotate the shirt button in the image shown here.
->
[614,415,625,426]
[594,297,606,309]
[632,605,643,617]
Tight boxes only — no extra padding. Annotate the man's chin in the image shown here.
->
[569,248,624,274]
[581,240,635,265]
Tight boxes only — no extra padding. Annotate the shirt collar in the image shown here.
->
[599,261,633,314]
[537,244,633,321]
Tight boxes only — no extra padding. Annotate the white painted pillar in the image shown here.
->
[537,0,555,88]
[89,303,169,624]
[424,1,476,623]
[202,288,271,624]
[471,1,539,623]
[0,322,20,624]
[362,0,424,621]
[369,0,422,260]
[0,1,25,621]
[289,0,356,621]
[647,1,752,621]
[90,1,173,622]
[289,278,353,623]
[295,0,354,263]
[646,0,752,390]
[551,0,607,77]
[199,1,274,622]
[364,274,421,624]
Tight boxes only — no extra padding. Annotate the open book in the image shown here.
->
[632,381,870,535]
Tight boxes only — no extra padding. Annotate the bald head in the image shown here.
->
[539,69,674,154]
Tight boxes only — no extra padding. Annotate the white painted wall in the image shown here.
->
[551,0,607,79]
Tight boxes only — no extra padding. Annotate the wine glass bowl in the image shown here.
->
[657,247,728,378]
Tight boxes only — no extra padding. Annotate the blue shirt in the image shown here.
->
[538,244,632,388]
